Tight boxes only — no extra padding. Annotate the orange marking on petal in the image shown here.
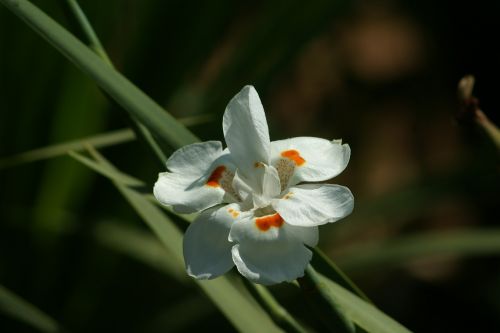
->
[255,213,284,231]
[283,192,293,199]
[206,166,226,187]
[281,149,305,166]
[232,211,239,218]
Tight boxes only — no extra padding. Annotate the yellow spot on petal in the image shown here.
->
[283,192,293,199]
[255,213,284,231]
[281,149,305,166]
[227,208,239,218]
[206,166,226,187]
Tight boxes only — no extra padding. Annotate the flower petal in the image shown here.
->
[273,184,354,227]
[154,149,237,213]
[223,85,271,177]
[228,212,316,284]
[271,137,350,188]
[167,141,224,177]
[231,242,312,285]
[183,204,244,279]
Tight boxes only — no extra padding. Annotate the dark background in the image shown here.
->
[1,0,499,332]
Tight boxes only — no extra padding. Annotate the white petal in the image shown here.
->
[228,211,317,284]
[232,242,312,285]
[167,141,224,177]
[183,204,243,279]
[154,146,237,213]
[223,86,271,177]
[273,184,354,227]
[286,224,319,247]
[154,172,225,213]
[271,137,350,187]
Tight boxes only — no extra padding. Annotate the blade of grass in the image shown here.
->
[95,222,187,283]
[61,0,170,164]
[0,115,212,170]
[310,247,371,302]
[298,266,356,333]
[0,128,134,169]
[61,0,112,65]
[0,284,61,333]
[305,267,413,333]
[68,150,143,187]
[0,0,199,149]
[337,229,500,272]
[69,149,282,333]
[244,282,308,333]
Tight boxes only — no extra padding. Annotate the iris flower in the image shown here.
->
[154,86,353,285]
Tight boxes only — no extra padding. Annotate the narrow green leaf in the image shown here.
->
[71,149,282,333]
[337,229,500,272]
[312,270,413,333]
[299,266,356,333]
[311,247,371,302]
[245,282,308,333]
[0,0,199,149]
[0,115,212,170]
[94,222,187,283]
[0,284,61,333]
[0,128,134,169]
[68,150,143,187]
[62,0,112,66]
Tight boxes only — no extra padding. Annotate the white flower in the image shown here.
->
[154,85,353,285]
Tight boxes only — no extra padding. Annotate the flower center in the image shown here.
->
[274,149,306,191]
[206,165,241,201]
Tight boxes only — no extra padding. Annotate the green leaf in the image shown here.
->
[0,284,61,333]
[0,128,134,169]
[245,282,308,333]
[0,115,212,170]
[0,0,199,149]
[337,229,500,272]
[300,266,356,333]
[311,247,371,302]
[68,150,144,187]
[308,267,412,333]
[94,222,187,283]
[70,149,282,333]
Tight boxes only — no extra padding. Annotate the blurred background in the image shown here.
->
[1,0,499,332]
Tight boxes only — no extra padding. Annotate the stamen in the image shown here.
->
[275,158,295,191]
[255,213,284,231]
